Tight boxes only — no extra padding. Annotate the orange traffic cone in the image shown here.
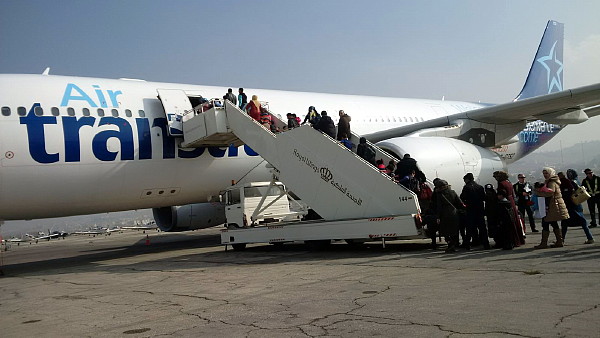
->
[145,235,150,246]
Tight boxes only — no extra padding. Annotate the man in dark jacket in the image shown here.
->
[337,110,351,140]
[460,173,489,249]
[513,174,538,232]
[237,88,247,109]
[582,168,600,227]
[431,179,465,253]
[315,111,336,139]
[395,154,418,179]
[357,137,376,165]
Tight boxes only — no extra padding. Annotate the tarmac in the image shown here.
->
[1,227,599,337]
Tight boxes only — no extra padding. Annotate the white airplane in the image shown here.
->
[0,20,599,233]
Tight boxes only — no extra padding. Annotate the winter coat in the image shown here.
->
[460,181,485,211]
[497,199,520,249]
[223,92,237,105]
[287,117,300,129]
[582,174,600,196]
[357,143,376,164]
[430,187,464,237]
[513,181,533,206]
[246,101,261,121]
[315,115,336,139]
[337,114,351,140]
[560,177,586,227]
[536,176,569,222]
[238,93,247,109]
[497,178,526,245]
[395,157,418,178]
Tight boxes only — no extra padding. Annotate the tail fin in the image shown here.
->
[514,20,564,101]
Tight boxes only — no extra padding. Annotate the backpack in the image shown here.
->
[309,112,321,125]
[418,183,433,200]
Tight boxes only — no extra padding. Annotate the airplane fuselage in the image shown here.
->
[0,74,557,220]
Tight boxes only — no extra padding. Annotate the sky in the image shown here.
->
[1,1,600,234]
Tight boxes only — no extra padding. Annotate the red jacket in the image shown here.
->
[246,101,261,121]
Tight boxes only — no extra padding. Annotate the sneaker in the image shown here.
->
[584,239,594,244]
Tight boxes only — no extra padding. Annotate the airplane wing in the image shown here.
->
[465,82,600,123]
[365,82,600,143]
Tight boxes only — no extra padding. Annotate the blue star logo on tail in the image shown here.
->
[536,41,563,93]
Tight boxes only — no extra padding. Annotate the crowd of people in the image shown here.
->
[423,168,598,253]
[222,92,354,141]
[217,94,600,253]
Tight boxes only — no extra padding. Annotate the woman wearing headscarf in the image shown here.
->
[534,167,569,249]
[494,170,526,247]
[430,179,465,253]
[245,95,262,122]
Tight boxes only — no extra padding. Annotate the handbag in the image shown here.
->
[572,185,591,205]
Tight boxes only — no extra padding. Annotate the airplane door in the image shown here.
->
[157,89,194,137]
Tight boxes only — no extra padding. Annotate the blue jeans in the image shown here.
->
[561,208,594,241]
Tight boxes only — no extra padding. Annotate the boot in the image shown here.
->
[534,230,550,249]
[551,228,564,248]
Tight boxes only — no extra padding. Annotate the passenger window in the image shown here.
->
[138,110,145,117]
[51,107,60,116]
[97,108,105,117]
[111,109,119,117]
[1,106,10,116]
[125,109,132,117]
[82,108,90,116]
[67,107,75,116]
[34,106,44,116]
[17,106,26,116]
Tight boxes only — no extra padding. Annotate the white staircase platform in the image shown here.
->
[181,100,419,221]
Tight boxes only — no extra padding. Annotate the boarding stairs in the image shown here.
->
[178,100,420,222]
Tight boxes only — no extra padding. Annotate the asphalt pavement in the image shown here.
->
[1,227,599,337]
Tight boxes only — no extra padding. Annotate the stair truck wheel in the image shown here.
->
[231,243,247,251]
[305,240,331,251]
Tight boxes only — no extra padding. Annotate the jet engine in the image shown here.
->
[376,137,505,189]
[152,202,226,232]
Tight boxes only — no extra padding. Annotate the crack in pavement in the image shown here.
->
[554,303,599,329]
